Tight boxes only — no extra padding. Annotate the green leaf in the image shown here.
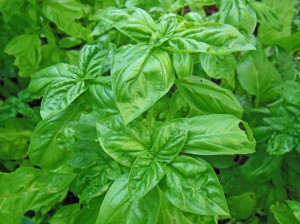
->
[160,0,215,12]
[183,114,256,155]
[0,167,74,224]
[176,76,243,118]
[48,204,80,224]
[42,0,91,41]
[248,0,282,30]
[96,115,151,167]
[129,153,167,200]
[0,126,31,160]
[218,0,256,36]
[199,53,236,79]
[173,52,194,78]
[0,0,24,22]
[227,192,257,219]
[150,14,177,47]
[164,22,255,54]
[271,200,300,224]
[240,150,282,183]
[41,80,88,119]
[29,104,81,169]
[91,8,157,42]
[28,63,79,98]
[236,49,282,105]
[79,45,109,78]
[96,174,160,224]
[280,80,300,106]
[267,133,295,155]
[157,193,218,224]
[151,119,188,163]
[274,31,300,53]
[73,163,116,204]
[159,156,229,216]
[4,34,42,77]
[112,44,174,123]
[74,196,103,224]
[86,77,118,113]
[258,0,294,44]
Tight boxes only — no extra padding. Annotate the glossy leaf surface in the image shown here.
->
[96,174,160,224]
[160,156,229,215]
[183,115,255,155]
[112,44,174,123]
[176,76,243,118]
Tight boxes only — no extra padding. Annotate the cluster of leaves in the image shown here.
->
[0,0,299,223]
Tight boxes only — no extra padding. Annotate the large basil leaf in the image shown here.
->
[129,153,167,200]
[41,80,88,119]
[159,156,229,216]
[79,45,108,78]
[164,22,255,54]
[91,8,156,42]
[96,174,160,224]
[183,114,255,155]
[151,119,188,163]
[112,44,174,123]
[28,63,79,98]
[96,115,151,167]
[218,0,256,36]
[0,167,74,224]
[236,49,282,105]
[42,0,91,41]
[176,76,243,118]
[29,104,82,169]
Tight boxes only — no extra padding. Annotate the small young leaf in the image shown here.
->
[129,153,167,200]
[151,119,188,163]
[96,115,151,167]
[79,45,108,78]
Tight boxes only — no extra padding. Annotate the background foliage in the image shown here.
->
[0,0,300,223]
